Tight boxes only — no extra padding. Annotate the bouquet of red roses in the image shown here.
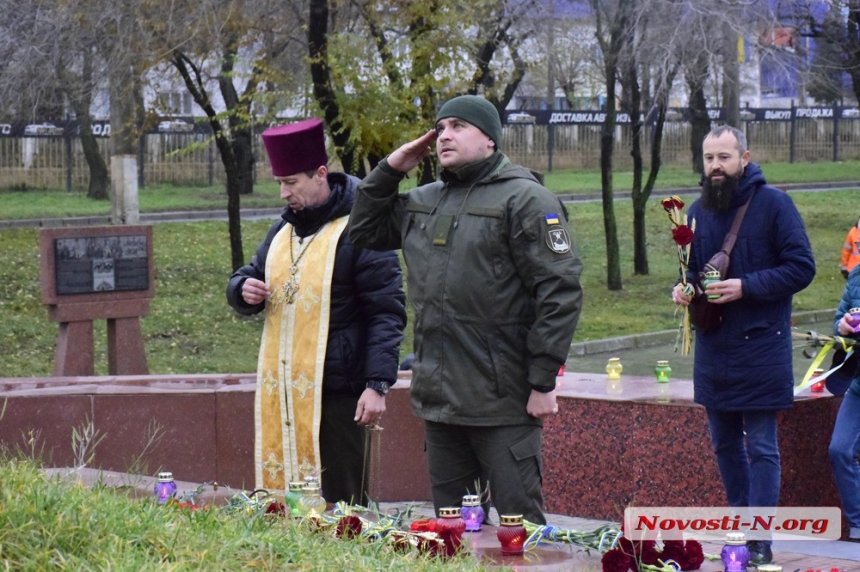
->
[661,196,695,355]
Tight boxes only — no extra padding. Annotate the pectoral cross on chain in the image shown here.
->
[281,265,300,304]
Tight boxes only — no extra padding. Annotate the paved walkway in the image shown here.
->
[376,500,860,571]
[1,181,858,230]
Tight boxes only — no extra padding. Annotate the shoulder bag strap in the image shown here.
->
[720,189,756,255]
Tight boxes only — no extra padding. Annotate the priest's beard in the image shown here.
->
[701,170,742,212]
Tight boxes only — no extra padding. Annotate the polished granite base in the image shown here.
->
[544,372,843,524]
[0,370,847,538]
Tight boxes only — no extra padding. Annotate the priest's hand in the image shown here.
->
[354,389,386,426]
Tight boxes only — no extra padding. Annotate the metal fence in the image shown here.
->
[503,118,860,173]
[2,113,860,191]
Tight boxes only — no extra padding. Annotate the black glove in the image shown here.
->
[842,269,850,280]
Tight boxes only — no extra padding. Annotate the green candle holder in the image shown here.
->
[655,360,671,383]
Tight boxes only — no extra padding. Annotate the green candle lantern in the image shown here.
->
[654,360,671,383]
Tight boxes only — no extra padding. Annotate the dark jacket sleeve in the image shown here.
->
[349,159,409,251]
[225,220,285,316]
[834,266,860,335]
[352,246,407,386]
[508,189,584,390]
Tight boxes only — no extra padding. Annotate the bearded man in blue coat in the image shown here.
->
[672,125,815,565]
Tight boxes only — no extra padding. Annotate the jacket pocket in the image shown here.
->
[465,207,508,280]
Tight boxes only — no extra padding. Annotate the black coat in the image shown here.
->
[226,172,406,396]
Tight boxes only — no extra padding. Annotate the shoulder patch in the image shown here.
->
[543,213,571,254]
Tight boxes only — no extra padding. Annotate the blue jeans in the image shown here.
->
[828,390,860,538]
[706,408,781,543]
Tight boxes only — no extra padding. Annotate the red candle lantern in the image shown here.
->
[435,507,466,557]
[811,368,825,393]
[497,514,527,556]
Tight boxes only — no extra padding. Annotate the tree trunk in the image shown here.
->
[309,0,362,176]
[218,48,255,195]
[69,89,108,200]
[623,56,648,276]
[594,0,627,291]
[109,63,141,224]
[687,55,710,174]
[172,51,244,271]
[723,34,740,128]
[77,108,109,200]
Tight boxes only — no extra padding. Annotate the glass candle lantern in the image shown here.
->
[720,532,749,572]
[460,494,484,532]
[810,368,825,393]
[654,360,671,383]
[154,471,177,504]
[497,514,527,556]
[436,507,466,557]
[849,308,860,333]
[606,357,623,380]
[286,481,304,516]
[703,269,722,299]
[299,477,327,515]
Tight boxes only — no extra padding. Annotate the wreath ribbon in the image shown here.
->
[794,334,855,395]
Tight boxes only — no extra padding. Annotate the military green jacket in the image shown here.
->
[349,153,583,426]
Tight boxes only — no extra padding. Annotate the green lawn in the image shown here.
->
[2,159,859,220]
[0,179,853,377]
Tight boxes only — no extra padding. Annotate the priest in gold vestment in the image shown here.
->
[226,118,406,505]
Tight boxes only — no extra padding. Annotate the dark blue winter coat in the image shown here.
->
[687,163,815,410]
[225,172,407,396]
[833,265,860,397]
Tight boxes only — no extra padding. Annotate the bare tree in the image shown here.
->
[154,0,304,270]
[792,0,860,105]
[591,0,635,291]
[0,0,110,198]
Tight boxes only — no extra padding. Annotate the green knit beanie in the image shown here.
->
[436,95,502,150]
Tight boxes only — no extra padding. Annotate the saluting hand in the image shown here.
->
[387,129,437,173]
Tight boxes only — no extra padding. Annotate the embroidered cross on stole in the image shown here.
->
[255,216,349,491]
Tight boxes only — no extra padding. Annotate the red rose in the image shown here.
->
[265,500,286,516]
[672,225,694,246]
[410,519,437,533]
[682,539,705,570]
[335,515,362,539]
[638,540,660,566]
[661,196,684,211]
[416,536,442,557]
[601,547,636,572]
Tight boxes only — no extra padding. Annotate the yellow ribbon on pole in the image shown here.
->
[793,332,856,395]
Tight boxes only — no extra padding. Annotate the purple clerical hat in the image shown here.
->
[261,118,328,177]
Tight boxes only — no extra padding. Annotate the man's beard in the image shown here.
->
[701,170,742,212]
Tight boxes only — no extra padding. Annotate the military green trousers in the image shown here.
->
[423,420,546,525]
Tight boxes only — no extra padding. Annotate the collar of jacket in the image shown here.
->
[732,162,767,207]
[440,151,507,185]
[282,171,358,237]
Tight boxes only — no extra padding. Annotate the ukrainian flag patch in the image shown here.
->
[545,213,560,225]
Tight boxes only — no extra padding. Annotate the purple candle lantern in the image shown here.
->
[720,532,749,572]
[154,471,177,504]
[460,494,484,532]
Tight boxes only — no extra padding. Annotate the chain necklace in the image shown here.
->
[280,226,319,305]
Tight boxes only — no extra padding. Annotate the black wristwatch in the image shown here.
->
[366,381,390,396]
